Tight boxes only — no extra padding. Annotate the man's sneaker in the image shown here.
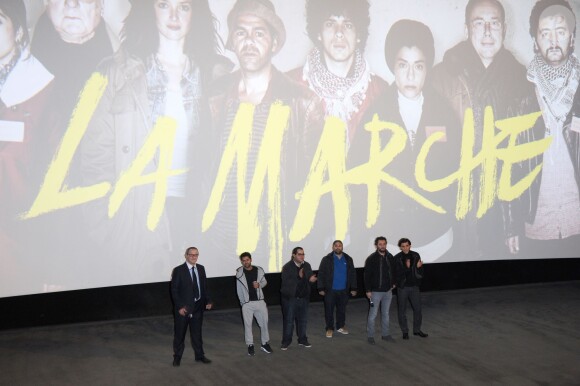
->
[247,344,255,356]
[326,329,333,338]
[337,327,349,335]
[260,343,273,354]
[280,343,289,351]
[367,337,376,345]
[298,340,312,348]
[382,335,396,342]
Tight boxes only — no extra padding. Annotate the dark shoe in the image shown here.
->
[172,356,181,367]
[382,335,395,342]
[261,343,273,354]
[248,344,255,356]
[280,343,289,351]
[195,357,212,364]
[414,331,428,338]
[298,340,312,348]
[403,333,409,340]
[367,337,376,345]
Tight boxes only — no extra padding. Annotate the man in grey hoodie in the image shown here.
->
[236,252,273,356]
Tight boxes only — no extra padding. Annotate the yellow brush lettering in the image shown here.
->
[292,114,443,241]
[202,102,289,271]
[438,107,546,220]
[202,104,254,231]
[290,116,349,240]
[22,73,109,219]
[495,111,549,201]
[109,116,183,230]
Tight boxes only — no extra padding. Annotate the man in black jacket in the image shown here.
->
[364,236,397,345]
[395,238,428,340]
[317,240,357,338]
[280,247,317,350]
[170,247,213,366]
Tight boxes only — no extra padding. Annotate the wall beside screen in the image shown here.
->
[1,259,579,330]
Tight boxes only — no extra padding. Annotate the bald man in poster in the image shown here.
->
[431,0,543,260]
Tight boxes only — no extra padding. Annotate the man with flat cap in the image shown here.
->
[203,0,320,272]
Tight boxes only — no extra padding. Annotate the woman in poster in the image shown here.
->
[350,19,460,261]
[80,0,222,282]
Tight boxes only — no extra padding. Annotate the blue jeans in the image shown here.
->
[281,296,309,345]
[366,290,393,337]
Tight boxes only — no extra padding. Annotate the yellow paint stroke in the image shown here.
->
[202,102,289,271]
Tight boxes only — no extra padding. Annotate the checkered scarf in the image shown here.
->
[527,53,580,122]
[302,47,371,125]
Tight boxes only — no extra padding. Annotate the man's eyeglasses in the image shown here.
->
[187,253,199,257]
[471,19,502,32]
[296,253,305,256]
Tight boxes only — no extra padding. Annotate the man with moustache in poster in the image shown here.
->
[525,0,580,255]
[205,0,318,270]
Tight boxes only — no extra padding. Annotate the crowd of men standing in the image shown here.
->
[1,0,574,368]
[170,237,427,365]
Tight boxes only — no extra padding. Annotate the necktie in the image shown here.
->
[191,266,200,301]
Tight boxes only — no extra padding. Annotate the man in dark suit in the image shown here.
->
[171,247,213,366]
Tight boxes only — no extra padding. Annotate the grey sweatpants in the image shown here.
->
[242,300,269,345]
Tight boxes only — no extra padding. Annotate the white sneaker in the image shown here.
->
[337,327,349,335]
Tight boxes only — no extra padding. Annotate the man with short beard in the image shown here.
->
[364,236,396,345]
[205,0,319,269]
[236,251,272,356]
[317,240,357,338]
[525,0,580,253]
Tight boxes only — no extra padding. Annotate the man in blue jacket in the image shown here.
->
[317,240,357,338]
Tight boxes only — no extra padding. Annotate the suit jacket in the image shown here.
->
[171,263,210,313]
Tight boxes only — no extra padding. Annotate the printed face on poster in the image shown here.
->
[0,0,579,298]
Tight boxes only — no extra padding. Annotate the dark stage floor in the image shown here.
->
[0,281,579,386]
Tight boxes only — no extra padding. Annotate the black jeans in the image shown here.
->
[324,289,349,330]
[397,286,422,334]
[281,296,309,345]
